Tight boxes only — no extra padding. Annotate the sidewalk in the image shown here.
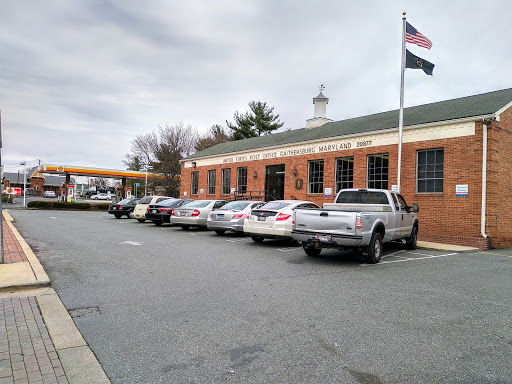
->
[0,211,110,384]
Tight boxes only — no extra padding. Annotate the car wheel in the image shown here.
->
[303,244,321,257]
[180,225,190,230]
[406,225,418,250]
[215,230,225,235]
[153,221,162,226]
[364,232,383,264]
[114,214,122,219]
[137,219,146,223]
[251,236,264,243]
[128,211,134,219]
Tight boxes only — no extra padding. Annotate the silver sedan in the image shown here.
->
[207,200,264,235]
[171,199,227,230]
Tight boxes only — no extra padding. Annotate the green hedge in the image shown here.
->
[27,201,92,210]
[2,194,14,203]
[95,203,111,211]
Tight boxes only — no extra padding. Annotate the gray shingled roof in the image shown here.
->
[3,172,74,187]
[185,88,512,160]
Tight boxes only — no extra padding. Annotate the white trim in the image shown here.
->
[495,100,512,122]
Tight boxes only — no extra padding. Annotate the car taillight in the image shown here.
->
[119,206,123,210]
[245,213,250,219]
[233,213,244,219]
[292,212,295,224]
[276,213,291,221]
[160,208,172,212]
[356,218,363,229]
[191,210,200,217]
[171,209,175,216]
[146,207,150,212]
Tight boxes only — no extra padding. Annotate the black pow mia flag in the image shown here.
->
[406,49,435,75]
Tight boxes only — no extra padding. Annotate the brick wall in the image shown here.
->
[485,107,512,248]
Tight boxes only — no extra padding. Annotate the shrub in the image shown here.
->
[27,201,91,210]
[95,203,111,211]
[2,194,15,203]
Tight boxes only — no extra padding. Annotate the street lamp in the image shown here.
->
[20,161,26,207]
[144,167,153,196]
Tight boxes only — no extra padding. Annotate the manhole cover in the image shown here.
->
[68,306,101,318]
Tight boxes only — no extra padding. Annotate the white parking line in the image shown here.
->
[227,239,246,243]
[366,252,458,265]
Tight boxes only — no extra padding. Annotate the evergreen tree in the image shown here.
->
[227,101,284,140]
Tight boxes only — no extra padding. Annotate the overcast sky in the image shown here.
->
[2,0,511,173]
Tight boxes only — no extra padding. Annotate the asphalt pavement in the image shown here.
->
[1,207,510,383]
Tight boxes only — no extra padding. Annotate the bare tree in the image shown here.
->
[195,124,232,152]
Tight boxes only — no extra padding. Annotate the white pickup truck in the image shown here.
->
[291,189,419,263]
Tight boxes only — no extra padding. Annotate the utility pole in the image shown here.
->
[20,161,27,207]
[0,110,4,264]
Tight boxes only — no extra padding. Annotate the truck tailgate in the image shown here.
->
[294,208,357,237]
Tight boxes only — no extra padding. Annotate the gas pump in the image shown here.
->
[59,187,66,201]
[125,187,132,199]
[115,188,123,202]
[67,185,75,202]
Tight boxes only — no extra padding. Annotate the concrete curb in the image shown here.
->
[2,210,51,288]
[37,289,110,384]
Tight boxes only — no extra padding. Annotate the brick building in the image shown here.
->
[3,167,73,195]
[180,88,512,249]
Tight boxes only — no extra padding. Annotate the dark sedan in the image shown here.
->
[108,198,140,219]
[145,198,195,225]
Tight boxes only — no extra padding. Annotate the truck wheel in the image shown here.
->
[251,236,264,243]
[406,225,418,250]
[303,244,321,257]
[365,232,382,264]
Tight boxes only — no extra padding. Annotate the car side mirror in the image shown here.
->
[412,203,419,213]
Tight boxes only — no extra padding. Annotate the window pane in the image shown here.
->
[308,160,324,194]
[416,148,444,193]
[208,170,216,195]
[367,153,389,189]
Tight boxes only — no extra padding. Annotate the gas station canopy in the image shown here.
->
[41,164,164,179]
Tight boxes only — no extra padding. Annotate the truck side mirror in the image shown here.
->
[412,203,419,213]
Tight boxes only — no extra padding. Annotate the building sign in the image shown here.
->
[184,121,475,168]
[324,188,332,197]
[456,184,468,197]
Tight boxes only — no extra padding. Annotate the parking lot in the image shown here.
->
[8,209,512,384]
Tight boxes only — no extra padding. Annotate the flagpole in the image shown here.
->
[397,12,407,194]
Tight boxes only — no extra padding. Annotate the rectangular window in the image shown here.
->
[417,148,444,193]
[237,167,248,194]
[191,172,199,195]
[308,160,324,194]
[207,170,216,195]
[221,168,231,195]
[335,157,354,192]
[367,153,389,189]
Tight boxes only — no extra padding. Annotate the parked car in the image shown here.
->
[146,198,195,225]
[207,200,264,235]
[243,200,319,243]
[132,195,173,223]
[108,198,140,219]
[91,193,111,200]
[42,190,56,198]
[171,199,227,230]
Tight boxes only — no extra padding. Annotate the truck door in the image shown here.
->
[396,194,414,238]
[389,193,404,238]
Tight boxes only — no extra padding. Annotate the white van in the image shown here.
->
[132,196,173,222]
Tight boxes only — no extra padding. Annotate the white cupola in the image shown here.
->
[306,84,332,128]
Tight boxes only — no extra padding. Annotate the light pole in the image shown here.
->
[20,161,26,207]
[145,167,148,196]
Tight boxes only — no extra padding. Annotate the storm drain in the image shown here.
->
[68,306,101,318]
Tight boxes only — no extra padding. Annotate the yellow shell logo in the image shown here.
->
[57,166,64,172]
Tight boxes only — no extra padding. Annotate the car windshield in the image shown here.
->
[182,200,211,208]
[118,198,134,205]
[258,202,292,211]
[139,196,153,204]
[157,199,177,206]
[219,201,251,211]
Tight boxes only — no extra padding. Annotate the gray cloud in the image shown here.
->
[1,0,511,172]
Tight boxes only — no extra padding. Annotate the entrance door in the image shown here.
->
[265,164,285,201]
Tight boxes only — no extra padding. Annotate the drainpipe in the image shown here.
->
[481,119,492,238]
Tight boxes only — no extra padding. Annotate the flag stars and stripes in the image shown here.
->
[406,22,432,50]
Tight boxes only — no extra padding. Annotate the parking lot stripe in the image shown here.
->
[481,251,512,258]
[378,253,458,265]
[278,247,299,252]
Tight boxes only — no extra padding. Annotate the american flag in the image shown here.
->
[406,22,432,50]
